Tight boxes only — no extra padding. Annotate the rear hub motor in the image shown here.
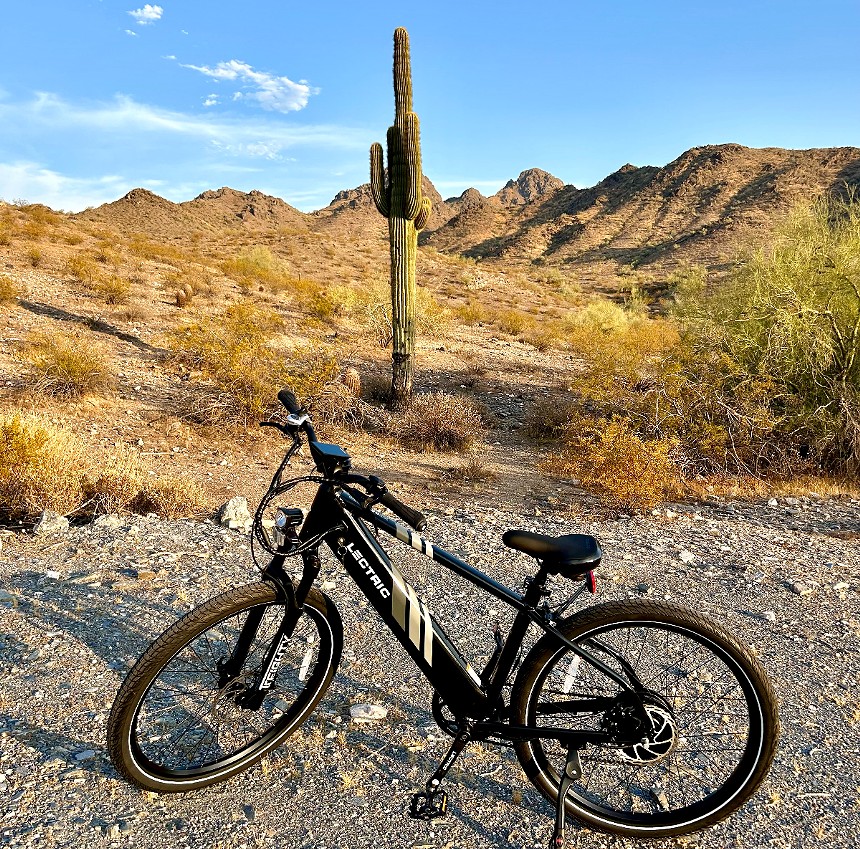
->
[618,703,678,765]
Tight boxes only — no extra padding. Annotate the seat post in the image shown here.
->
[523,564,551,607]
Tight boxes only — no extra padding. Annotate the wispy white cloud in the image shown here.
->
[181,59,317,113]
[209,140,289,160]
[125,29,138,37]
[0,161,128,211]
[0,92,367,152]
[202,94,218,107]
[0,93,371,212]
[127,5,163,26]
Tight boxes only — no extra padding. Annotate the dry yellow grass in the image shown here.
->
[391,392,486,452]
[0,412,207,520]
[19,330,115,398]
[0,275,23,303]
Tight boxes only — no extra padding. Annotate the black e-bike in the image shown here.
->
[107,390,779,844]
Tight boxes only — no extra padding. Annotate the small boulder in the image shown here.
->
[33,510,69,537]
[350,704,388,723]
[92,514,124,530]
[219,496,253,532]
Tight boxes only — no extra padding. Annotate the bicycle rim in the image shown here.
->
[128,596,335,783]
[515,606,775,835]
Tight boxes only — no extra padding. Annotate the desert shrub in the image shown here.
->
[93,244,119,264]
[391,392,485,452]
[415,288,452,337]
[524,396,580,440]
[543,416,680,510]
[0,412,205,520]
[21,219,46,240]
[66,254,99,284]
[82,454,146,514]
[26,247,43,267]
[21,203,60,226]
[127,236,188,264]
[0,275,23,303]
[522,323,565,351]
[444,455,498,486]
[356,283,451,344]
[493,307,532,336]
[89,274,131,305]
[222,246,289,292]
[567,297,636,336]
[674,195,860,476]
[455,300,487,325]
[165,302,339,424]
[0,413,86,516]
[19,330,115,398]
[308,380,387,433]
[361,371,393,404]
[132,476,206,519]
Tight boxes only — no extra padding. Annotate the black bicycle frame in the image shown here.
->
[275,481,638,725]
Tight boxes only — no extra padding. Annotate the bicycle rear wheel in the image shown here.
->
[511,600,778,838]
[107,582,342,793]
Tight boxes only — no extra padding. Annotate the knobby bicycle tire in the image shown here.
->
[107,581,342,793]
[510,600,779,838]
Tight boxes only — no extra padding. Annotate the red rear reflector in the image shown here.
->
[586,570,596,594]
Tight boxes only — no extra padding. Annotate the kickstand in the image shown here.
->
[550,746,582,849]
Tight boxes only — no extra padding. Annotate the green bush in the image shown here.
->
[675,195,860,475]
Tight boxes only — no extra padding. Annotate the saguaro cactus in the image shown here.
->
[370,27,432,409]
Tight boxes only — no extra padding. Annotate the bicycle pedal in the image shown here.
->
[409,789,448,820]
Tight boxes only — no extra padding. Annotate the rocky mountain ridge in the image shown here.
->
[76,144,860,276]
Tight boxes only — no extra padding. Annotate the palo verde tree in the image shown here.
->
[370,27,432,408]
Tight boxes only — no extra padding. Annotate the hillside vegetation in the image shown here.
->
[1,144,859,520]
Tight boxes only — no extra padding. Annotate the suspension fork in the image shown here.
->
[219,551,322,709]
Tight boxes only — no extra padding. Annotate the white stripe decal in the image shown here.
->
[423,539,434,557]
[395,523,410,544]
[391,562,408,629]
[406,584,421,648]
[466,664,482,687]
[409,532,423,553]
[419,600,433,665]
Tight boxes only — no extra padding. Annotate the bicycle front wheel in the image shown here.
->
[511,600,779,838]
[107,582,342,793]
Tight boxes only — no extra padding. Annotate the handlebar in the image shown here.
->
[379,490,428,532]
[277,388,302,414]
[265,388,427,532]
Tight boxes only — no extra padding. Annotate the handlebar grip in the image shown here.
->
[278,388,302,414]
[380,492,427,532]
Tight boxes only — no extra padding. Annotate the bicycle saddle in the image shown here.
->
[502,530,602,576]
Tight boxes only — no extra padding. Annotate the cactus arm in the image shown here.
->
[415,196,432,232]
[370,142,389,216]
[402,112,423,219]
[393,28,413,123]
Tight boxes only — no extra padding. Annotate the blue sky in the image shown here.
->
[1,1,858,212]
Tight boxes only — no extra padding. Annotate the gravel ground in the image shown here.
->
[1,492,859,849]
